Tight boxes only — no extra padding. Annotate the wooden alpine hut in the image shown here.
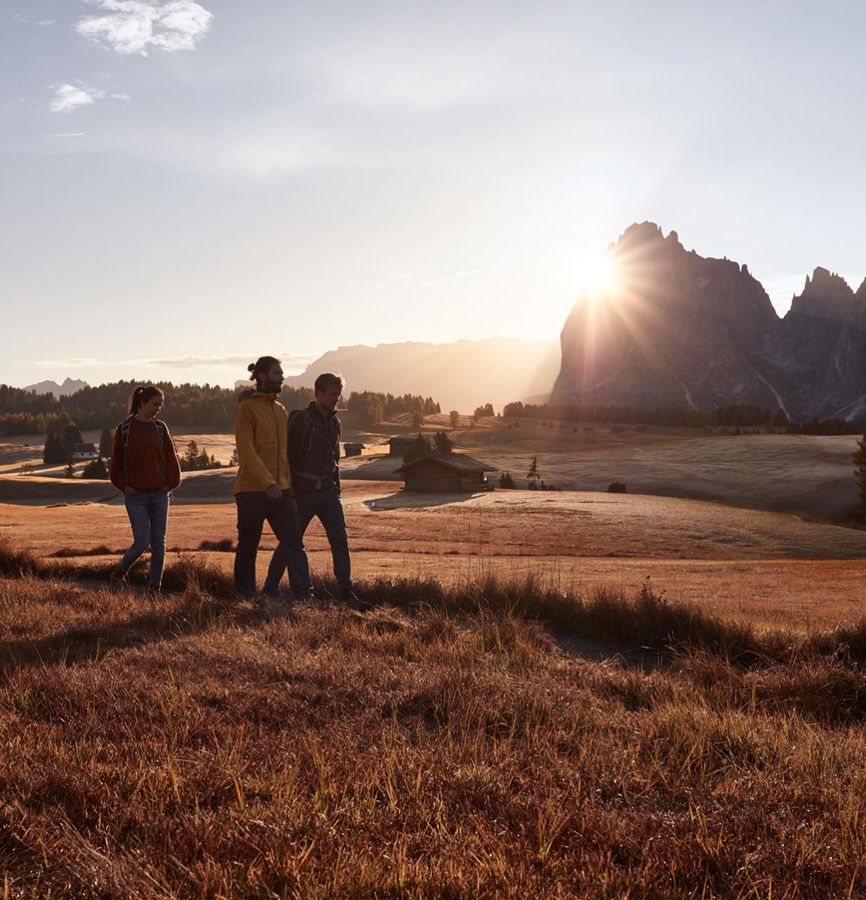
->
[395,452,496,492]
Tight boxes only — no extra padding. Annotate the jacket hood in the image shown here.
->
[238,389,278,403]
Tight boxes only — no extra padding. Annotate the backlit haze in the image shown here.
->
[2,1,865,389]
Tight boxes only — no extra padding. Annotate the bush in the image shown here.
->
[81,457,109,479]
[607,482,626,493]
[199,538,235,552]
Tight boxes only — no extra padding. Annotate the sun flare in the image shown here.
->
[573,245,620,298]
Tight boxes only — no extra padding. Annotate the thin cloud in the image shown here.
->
[33,358,102,368]
[418,269,481,289]
[50,132,87,137]
[49,83,130,113]
[140,354,316,370]
[31,353,316,372]
[12,13,55,26]
[75,0,214,56]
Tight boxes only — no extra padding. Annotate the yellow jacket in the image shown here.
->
[234,390,291,493]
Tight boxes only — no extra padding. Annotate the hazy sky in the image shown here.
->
[3,1,865,388]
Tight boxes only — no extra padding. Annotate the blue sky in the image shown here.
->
[3,1,865,388]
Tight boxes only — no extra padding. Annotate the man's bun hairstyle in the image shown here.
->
[249,356,281,382]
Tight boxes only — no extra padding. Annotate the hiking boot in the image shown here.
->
[341,589,372,612]
[262,579,282,599]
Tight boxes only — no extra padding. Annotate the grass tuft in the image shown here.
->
[0,535,41,577]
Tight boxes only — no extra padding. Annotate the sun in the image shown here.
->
[573,245,620,298]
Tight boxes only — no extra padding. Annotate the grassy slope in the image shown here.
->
[3,545,866,897]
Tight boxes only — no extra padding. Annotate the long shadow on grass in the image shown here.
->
[4,535,865,674]
[0,591,250,670]
[0,541,255,669]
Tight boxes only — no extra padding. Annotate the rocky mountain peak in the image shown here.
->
[614,221,666,253]
[789,267,856,321]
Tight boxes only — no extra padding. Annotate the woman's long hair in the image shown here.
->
[129,385,164,416]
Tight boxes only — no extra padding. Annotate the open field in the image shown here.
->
[2,481,865,631]
[5,556,866,895]
[3,420,862,521]
[343,426,864,524]
[2,423,866,895]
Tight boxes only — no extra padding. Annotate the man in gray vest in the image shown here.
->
[283,372,370,611]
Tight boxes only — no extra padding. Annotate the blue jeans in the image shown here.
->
[281,486,351,594]
[119,490,170,587]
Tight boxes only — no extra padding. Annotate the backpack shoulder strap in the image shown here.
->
[288,408,314,455]
[119,417,133,481]
[121,417,132,449]
[153,418,169,449]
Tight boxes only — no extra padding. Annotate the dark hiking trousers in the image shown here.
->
[234,490,310,597]
[270,485,352,595]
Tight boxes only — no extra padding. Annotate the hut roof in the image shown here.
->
[395,452,495,475]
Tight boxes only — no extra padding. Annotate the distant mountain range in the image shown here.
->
[552,223,866,424]
[24,377,89,397]
[283,338,560,410]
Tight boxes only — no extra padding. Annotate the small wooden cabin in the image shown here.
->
[71,442,98,461]
[343,442,365,458]
[396,453,495,492]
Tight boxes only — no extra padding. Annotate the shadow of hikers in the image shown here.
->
[0,591,256,671]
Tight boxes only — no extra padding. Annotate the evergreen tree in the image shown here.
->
[183,440,199,470]
[43,432,65,464]
[433,431,454,454]
[411,411,423,428]
[527,456,540,490]
[404,433,431,462]
[81,456,109,479]
[65,454,75,478]
[229,446,239,467]
[449,410,460,429]
[60,420,83,457]
[498,471,516,489]
[854,432,866,518]
[99,427,113,458]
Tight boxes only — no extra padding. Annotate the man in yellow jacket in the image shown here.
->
[234,355,311,605]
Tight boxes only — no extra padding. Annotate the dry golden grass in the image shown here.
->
[3,482,865,631]
[3,540,866,897]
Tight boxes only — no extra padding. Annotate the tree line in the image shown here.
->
[345,392,440,426]
[500,400,861,435]
[0,381,448,436]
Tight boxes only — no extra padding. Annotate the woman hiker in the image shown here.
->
[110,385,182,593]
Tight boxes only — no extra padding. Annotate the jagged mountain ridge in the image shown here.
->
[283,337,560,411]
[23,377,89,397]
[552,223,866,424]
